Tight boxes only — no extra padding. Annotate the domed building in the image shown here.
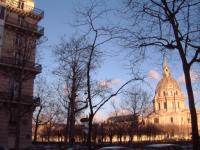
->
[154,61,185,114]
[146,60,200,138]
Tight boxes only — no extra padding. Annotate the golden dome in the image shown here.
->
[153,58,185,112]
[155,77,181,94]
[155,59,182,96]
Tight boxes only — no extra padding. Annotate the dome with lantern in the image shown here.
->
[155,59,184,98]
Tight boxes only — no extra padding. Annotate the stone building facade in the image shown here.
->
[0,0,43,149]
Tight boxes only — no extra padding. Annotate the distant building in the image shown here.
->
[0,0,43,149]
[107,114,138,124]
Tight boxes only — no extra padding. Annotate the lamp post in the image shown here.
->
[80,116,89,143]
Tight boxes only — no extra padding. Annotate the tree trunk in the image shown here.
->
[182,64,199,150]
[87,114,93,150]
[33,123,39,143]
[69,99,75,146]
[68,65,77,146]
[33,106,42,143]
[65,101,71,144]
[109,136,112,144]
[168,6,199,148]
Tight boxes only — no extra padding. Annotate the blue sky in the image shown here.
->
[34,0,199,121]
[34,0,183,82]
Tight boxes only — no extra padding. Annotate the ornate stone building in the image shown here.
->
[146,59,200,137]
[0,0,43,149]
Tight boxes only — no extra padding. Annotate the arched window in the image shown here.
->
[176,91,178,95]
[171,117,173,123]
[154,118,159,124]
[164,102,167,109]
[18,1,25,9]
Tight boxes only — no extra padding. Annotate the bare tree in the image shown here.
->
[122,87,151,119]
[53,37,89,146]
[120,0,200,149]
[121,87,151,140]
[33,76,58,142]
[110,100,120,117]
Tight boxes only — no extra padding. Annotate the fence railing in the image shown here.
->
[5,16,44,35]
[0,91,40,106]
[0,56,42,73]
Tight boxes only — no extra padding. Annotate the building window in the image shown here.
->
[18,15,24,25]
[18,1,24,9]
[154,118,159,124]
[188,118,190,123]
[171,117,173,123]
[9,109,17,125]
[164,102,167,109]
[15,34,23,46]
[178,102,180,108]
[158,103,160,110]
[15,52,23,65]
[0,6,5,20]
[9,78,19,99]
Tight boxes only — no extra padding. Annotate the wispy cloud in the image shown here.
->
[178,74,185,84]
[98,78,124,88]
[147,70,161,80]
[178,71,200,84]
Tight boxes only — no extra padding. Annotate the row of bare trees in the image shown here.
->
[32,120,190,144]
